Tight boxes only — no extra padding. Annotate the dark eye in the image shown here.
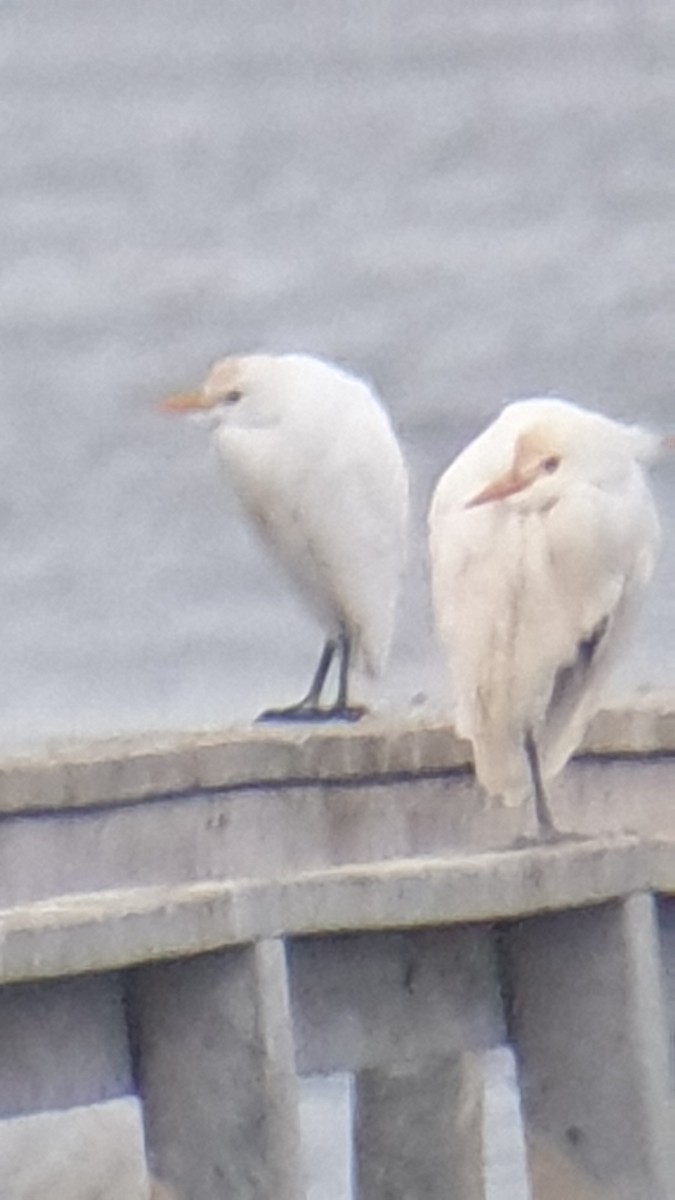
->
[223,389,242,405]
[542,455,561,474]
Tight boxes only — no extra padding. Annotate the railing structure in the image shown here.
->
[2,697,675,1200]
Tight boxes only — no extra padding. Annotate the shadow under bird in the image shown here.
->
[163,352,409,721]
[428,397,672,841]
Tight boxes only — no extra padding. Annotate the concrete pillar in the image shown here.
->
[655,895,675,1071]
[501,894,675,1200]
[129,938,304,1200]
[354,1052,485,1200]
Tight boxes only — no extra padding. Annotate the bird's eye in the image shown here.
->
[223,389,242,405]
[542,455,561,474]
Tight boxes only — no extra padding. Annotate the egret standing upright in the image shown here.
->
[163,353,409,721]
[428,397,666,839]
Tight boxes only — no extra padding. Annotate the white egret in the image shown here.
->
[163,353,409,721]
[428,397,667,838]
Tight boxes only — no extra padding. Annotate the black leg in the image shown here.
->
[323,627,367,722]
[304,638,338,707]
[257,638,338,722]
[519,731,587,845]
[524,729,558,840]
[336,626,350,709]
[257,627,368,724]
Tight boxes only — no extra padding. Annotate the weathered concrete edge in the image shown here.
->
[0,835,668,984]
[2,692,675,817]
[0,717,472,816]
[642,837,675,896]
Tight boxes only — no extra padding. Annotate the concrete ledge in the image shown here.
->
[1,692,675,816]
[640,838,675,895]
[0,718,470,816]
[0,834,667,984]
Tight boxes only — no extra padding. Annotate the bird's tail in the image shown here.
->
[459,698,533,807]
[472,739,532,807]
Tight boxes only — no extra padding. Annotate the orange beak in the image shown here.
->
[160,391,213,414]
[466,469,531,508]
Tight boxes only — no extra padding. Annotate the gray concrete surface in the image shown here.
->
[354,1054,485,1200]
[288,928,502,1075]
[128,940,303,1200]
[0,714,672,1196]
[503,894,675,1200]
[0,700,675,918]
[0,836,657,985]
[0,829,669,1198]
[0,693,671,817]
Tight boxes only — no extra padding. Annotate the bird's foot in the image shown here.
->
[257,703,323,723]
[324,703,368,723]
[256,702,368,724]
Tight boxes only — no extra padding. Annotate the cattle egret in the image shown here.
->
[428,397,666,839]
[163,353,409,721]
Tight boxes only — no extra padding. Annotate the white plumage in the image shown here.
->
[164,353,409,720]
[428,397,663,834]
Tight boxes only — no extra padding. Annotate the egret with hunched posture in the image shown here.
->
[164,353,409,721]
[428,397,667,839]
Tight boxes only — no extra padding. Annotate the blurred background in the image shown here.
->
[2,0,675,750]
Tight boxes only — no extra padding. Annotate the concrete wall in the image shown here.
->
[0,695,675,911]
[2,699,675,1198]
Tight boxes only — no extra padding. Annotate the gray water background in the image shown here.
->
[3,0,675,751]
[3,5,675,1196]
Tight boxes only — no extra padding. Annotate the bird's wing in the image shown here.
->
[538,470,661,777]
[429,475,530,790]
[218,404,409,675]
[298,408,409,673]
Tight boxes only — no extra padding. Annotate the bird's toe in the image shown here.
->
[256,702,368,724]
